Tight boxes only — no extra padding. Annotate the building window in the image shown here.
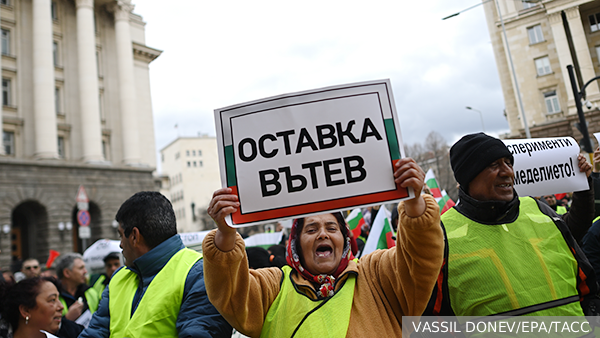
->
[102,136,110,161]
[55,86,61,114]
[590,13,600,32]
[0,0,9,6]
[544,91,560,114]
[99,91,104,120]
[193,161,197,167]
[192,150,196,156]
[527,25,544,44]
[175,152,180,159]
[535,56,551,76]
[522,0,536,9]
[186,150,190,156]
[2,78,11,106]
[199,160,203,167]
[1,29,9,55]
[3,131,14,155]
[57,136,65,158]
[53,41,59,66]
[51,1,58,20]
[198,150,202,156]
[187,161,191,167]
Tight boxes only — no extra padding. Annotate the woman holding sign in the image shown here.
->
[202,157,443,337]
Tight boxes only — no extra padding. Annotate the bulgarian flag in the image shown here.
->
[437,190,456,215]
[362,207,395,256]
[425,169,443,198]
[345,208,365,239]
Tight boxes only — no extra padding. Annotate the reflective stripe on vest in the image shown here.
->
[442,197,583,316]
[260,265,356,338]
[108,248,201,338]
[59,287,99,316]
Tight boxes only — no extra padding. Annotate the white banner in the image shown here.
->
[503,137,589,197]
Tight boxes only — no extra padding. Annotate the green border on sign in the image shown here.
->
[384,119,400,160]
[225,145,236,186]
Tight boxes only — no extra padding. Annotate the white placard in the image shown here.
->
[503,137,589,197]
[214,79,411,227]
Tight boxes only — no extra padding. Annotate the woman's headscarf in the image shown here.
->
[286,212,354,298]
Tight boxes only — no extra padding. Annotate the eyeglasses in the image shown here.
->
[24,265,39,270]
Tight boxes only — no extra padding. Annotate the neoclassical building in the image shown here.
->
[0,0,161,269]
[484,0,600,141]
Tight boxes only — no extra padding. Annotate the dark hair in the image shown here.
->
[246,247,271,269]
[268,244,286,257]
[0,276,60,332]
[115,191,177,249]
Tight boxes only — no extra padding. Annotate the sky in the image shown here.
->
[133,0,510,173]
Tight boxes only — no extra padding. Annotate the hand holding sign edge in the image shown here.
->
[208,188,239,252]
[394,158,426,217]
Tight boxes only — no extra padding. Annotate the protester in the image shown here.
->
[246,247,272,269]
[424,132,597,317]
[582,147,600,284]
[79,191,232,338]
[55,253,98,323]
[543,194,568,214]
[41,267,58,279]
[21,258,41,280]
[0,276,84,338]
[203,157,443,337]
[89,252,121,301]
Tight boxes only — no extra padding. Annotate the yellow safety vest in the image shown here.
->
[442,197,583,316]
[60,287,99,316]
[91,275,106,301]
[260,265,356,338]
[556,205,567,215]
[108,248,201,338]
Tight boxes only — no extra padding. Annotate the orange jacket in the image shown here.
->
[202,194,443,338]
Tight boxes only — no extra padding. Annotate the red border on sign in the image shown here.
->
[230,160,409,225]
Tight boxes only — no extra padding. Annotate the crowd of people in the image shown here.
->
[1,132,600,337]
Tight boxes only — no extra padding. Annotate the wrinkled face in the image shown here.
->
[468,157,514,202]
[299,214,345,276]
[118,224,134,266]
[22,259,41,279]
[104,258,121,279]
[29,281,64,334]
[544,195,557,206]
[66,258,87,286]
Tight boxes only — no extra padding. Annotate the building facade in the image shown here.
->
[160,136,222,233]
[484,0,600,141]
[0,0,161,269]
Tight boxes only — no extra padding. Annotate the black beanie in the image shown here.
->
[450,132,514,188]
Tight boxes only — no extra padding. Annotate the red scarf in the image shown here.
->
[285,216,353,298]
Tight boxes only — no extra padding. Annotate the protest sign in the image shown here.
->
[503,137,589,197]
[214,79,411,227]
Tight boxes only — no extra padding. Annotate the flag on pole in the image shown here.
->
[46,250,60,269]
[345,208,365,239]
[425,169,443,198]
[362,207,395,256]
[437,190,456,215]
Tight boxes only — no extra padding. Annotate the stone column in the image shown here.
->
[548,12,576,106]
[33,0,58,159]
[111,0,140,165]
[76,0,104,162]
[565,7,600,99]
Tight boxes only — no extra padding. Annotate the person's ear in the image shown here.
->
[63,267,71,279]
[18,305,30,323]
[130,227,141,246]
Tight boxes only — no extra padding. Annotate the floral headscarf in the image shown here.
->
[286,212,354,299]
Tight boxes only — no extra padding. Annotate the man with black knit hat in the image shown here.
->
[424,132,597,317]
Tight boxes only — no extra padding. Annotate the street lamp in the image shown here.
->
[466,106,486,131]
[567,65,598,153]
[444,0,533,138]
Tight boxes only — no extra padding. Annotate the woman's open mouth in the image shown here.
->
[316,244,333,258]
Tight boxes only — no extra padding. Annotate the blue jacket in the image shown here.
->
[78,234,232,338]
